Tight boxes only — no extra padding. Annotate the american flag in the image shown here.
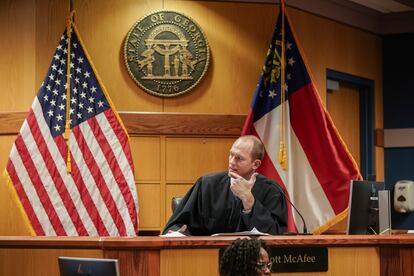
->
[242,5,361,233]
[4,25,138,236]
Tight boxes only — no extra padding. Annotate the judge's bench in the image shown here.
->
[0,234,413,276]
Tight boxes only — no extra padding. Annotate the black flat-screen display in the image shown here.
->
[58,257,120,276]
[346,180,385,234]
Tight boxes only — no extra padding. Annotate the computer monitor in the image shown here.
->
[346,180,385,234]
[58,256,120,276]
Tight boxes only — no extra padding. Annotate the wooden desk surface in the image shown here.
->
[0,235,413,276]
[1,234,414,249]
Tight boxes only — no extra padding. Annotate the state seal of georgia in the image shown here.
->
[124,10,210,97]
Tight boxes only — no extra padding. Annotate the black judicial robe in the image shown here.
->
[162,172,288,235]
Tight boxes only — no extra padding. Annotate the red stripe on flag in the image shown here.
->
[104,110,135,174]
[71,125,127,236]
[289,84,359,213]
[69,153,110,236]
[88,115,137,230]
[14,134,67,235]
[241,109,255,135]
[27,111,87,235]
[6,158,46,236]
[54,135,109,236]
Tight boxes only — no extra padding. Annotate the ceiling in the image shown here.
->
[210,0,414,33]
[349,0,414,13]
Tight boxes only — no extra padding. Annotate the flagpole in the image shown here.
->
[279,0,288,170]
[64,0,75,173]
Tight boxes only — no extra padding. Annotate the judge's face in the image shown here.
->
[228,139,260,180]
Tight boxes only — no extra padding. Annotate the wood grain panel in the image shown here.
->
[165,137,233,182]
[35,0,67,92]
[163,1,277,114]
[165,184,193,224]
[160,249,219,276]
[0,112,245,136]
[380,247,414,276]
[73,0,163,112]
[274,247,379,276]
[137,184,161,229]
[0,248,103,276]
[104,249,160,276]
[0,0,36,112]
[130,136,161,181]
[327,83,361,167]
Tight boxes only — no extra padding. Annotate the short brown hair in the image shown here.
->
[238,135,264,161]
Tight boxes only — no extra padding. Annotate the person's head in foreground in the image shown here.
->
[220,238,271,276]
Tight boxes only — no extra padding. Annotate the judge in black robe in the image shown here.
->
[162,171,288,235]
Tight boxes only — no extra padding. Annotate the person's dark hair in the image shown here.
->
[220,238,267,276]
[239,135,264,161]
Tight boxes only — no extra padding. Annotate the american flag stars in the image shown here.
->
[38,31,109,137]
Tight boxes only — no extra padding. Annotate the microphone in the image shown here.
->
[275,184,309,234]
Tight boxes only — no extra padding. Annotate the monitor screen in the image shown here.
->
[58,257,120,276]
[346,180,385,234]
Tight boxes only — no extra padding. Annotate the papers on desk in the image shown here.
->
[211,227,270,236]
[159,231,187,238]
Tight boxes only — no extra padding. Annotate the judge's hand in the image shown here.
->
[229,172,258,211]
[167,224,187,234]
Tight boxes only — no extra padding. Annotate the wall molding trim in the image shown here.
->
[0,112,245,136]
[384,128,414,148]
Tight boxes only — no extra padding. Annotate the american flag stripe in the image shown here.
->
[22,112,86,235]
[72,125,127,236]
[104,111,135,171]
[67,156,109,236]
[8,144,57,235]
[5,25,138,236]
[14,132,68,235]
[69,133,118,236]
[31,99,98,235]
[77,116,136,236]
[6,159,46,235]
[93,111,137,224]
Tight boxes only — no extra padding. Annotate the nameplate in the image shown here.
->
[268,247,328,272]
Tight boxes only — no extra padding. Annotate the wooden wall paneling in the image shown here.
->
[130,136,161,181]
[160,249,219,276]
[327,247,379,276]
[137,184,162,230]
[165,184,194,225]
[73,0,164,112]
[0,112,245,136]
[163,1,277,114]
[35,0,67,97]
[0,248,103,276]
[0,0,36,112]
[327,83,361,167]
[380,247,414,276]
[165,137,234,182]
[104,249,160,276]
